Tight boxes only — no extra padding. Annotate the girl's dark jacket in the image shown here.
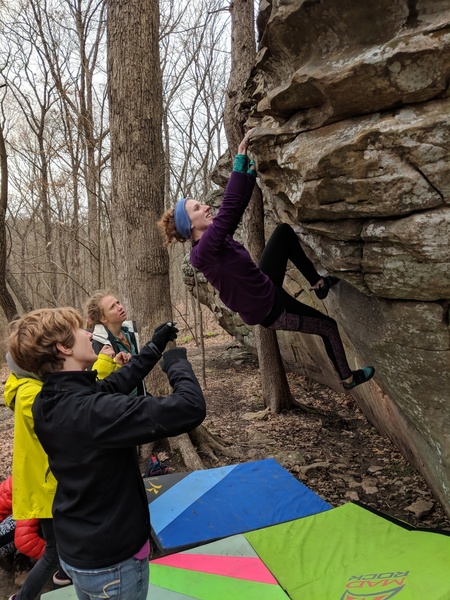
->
[32,342,205,569]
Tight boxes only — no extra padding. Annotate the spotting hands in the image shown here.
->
[99,344,131,366]
[114,352,132,366]
[99,344,115,358]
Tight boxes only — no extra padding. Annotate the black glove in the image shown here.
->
[151,322,179,353]
[160,347,187,372]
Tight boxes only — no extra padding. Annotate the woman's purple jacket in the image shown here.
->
[190,171,276,326]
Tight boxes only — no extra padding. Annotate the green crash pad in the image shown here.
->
[42,535,290,600]
[245,502,450,600]
[41,587,78,599]
[150,534,290,599]
[42,503,450,599]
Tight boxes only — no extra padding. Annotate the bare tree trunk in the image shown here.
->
[67,139,82,307]
[107,0,172,395]
[193,270,207,389]
[246,190,295,411]
[74,2,102,289]
[29,0,106,293]
[6,270,32,313]
[169,433,205,471]
[223,0,294,412]
[0,121,19,321]
[38,126,58,305]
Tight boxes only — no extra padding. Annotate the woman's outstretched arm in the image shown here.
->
[195,132,256,254]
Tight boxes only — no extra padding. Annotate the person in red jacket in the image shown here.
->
[0,475,44,586]
[0,476,44,561]
[0,477,37,587]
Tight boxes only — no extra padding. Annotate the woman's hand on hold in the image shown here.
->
[237,129,254,155]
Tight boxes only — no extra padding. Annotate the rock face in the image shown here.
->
[185,0,450,515]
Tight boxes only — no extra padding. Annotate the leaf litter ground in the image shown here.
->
[179,332,450,531]
[0,332,449,596]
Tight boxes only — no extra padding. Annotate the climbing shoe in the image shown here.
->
[314,276,339,300]
[343,366,375,390]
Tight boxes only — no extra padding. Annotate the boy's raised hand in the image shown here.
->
[151,322,179,353]
[160,347,187,372]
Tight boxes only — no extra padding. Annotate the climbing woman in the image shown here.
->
[158,132,374,390]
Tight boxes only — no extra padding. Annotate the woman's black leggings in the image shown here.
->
[259,223,352,381]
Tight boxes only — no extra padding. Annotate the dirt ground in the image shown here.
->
[177,333,450,530]
[0,331,449,598]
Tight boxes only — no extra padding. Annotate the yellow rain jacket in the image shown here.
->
[92,353,121,381]
[4,354,119,520]
[4,375,51,519]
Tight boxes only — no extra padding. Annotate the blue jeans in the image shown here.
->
[60,555,149,600]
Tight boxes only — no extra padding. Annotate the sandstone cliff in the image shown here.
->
[185,0,450,515]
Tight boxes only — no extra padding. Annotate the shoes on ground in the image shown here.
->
[53,569,72,586]
[343,366,375,390]
[314,276,339,300]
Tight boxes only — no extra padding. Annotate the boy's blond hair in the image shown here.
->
[8,307,83,378]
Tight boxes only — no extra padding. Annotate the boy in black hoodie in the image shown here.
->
[8,307,206,600]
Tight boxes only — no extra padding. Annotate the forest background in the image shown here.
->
[1,0,449,542]
[0,0,228,346]
[0,0,292,481]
